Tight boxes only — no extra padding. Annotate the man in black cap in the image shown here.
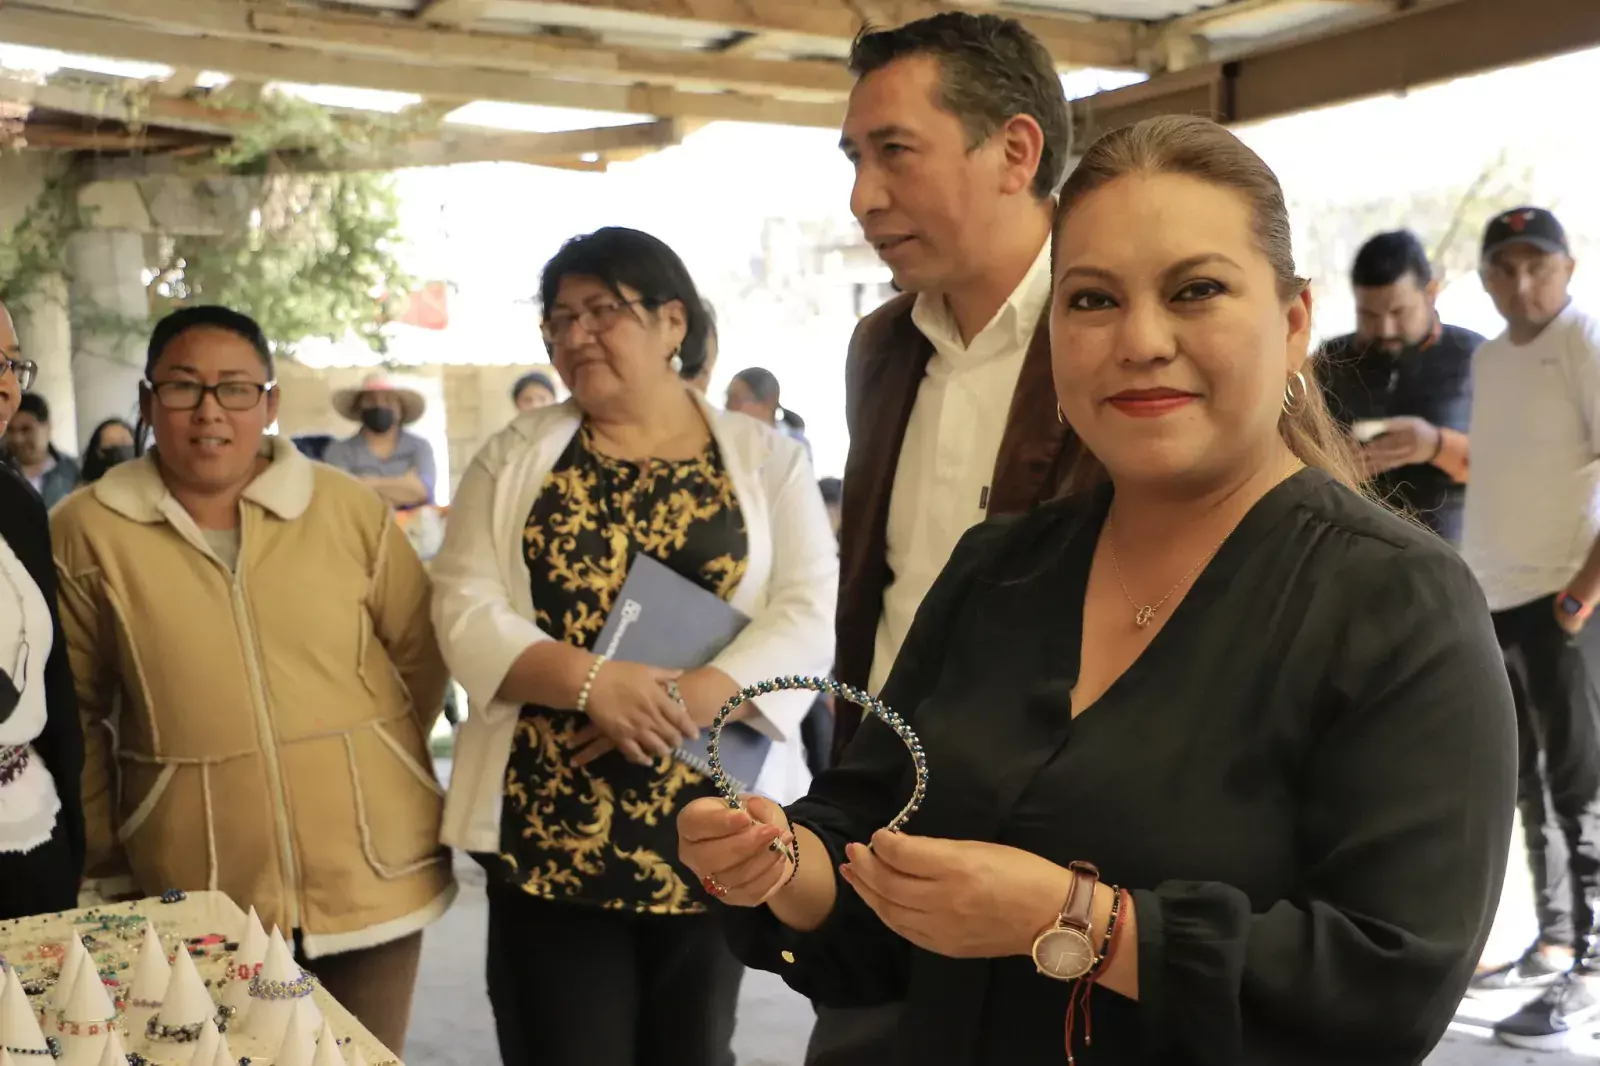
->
[1317,230,1479,542]
[1463,206,1600,1050]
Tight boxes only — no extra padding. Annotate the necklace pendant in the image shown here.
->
[1134,605,1156,628]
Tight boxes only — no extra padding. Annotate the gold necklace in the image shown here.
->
[1107,464,1302,628]
[1108,524,1223,628]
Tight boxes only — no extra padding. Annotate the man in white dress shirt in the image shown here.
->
[1462,207,1600,1050]
[816,12,1079,1064]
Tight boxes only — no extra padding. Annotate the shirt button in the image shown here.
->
[780,950,795,964]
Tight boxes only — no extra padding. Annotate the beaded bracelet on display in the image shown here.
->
[707,675,927,836]
[249,971,316,1001]
[3,1044,55,1059]
[55,1017,117,1037]
[146,1015,209,1043]
[576,655,608,714]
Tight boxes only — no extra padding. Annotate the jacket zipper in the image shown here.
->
[230,510,301,929]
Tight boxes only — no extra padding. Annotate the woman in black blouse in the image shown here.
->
[678,115,1516,1064]
[0,300,84,920]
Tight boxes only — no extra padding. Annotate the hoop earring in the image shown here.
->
[1282,370,1309,414]
[668,347,683,375]
[1056,404,1066,426]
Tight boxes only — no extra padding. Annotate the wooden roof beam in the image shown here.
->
[0,71,251,135]
[14,0,853,97]
[0,7,846,127]
[246,9,852,95]
[1074,0,1597,141]
[523,0,1140,68]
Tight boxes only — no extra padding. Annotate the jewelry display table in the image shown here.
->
[0,892,401,1065]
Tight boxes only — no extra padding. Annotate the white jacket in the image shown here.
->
[433,393,838,855]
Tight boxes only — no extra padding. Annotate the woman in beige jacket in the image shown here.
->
[50,306,454,1052]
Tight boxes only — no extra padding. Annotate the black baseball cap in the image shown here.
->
[1482,207,1570,264]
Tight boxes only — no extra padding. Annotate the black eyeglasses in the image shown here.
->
[0,358,37,391]
[145,379,276,411]
[541,300,644,346]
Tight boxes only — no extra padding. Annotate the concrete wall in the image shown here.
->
[0,152,77,448]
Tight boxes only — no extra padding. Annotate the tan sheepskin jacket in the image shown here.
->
[50,438,455,957]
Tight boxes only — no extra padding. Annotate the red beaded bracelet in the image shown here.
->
[1065,886,1128,1066]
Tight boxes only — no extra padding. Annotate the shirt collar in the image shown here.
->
[910,235,1052,357]
[93,435,313,525]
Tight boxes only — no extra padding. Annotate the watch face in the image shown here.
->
[1032,927,1096,981]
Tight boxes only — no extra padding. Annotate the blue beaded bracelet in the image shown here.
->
[707,675,928,840]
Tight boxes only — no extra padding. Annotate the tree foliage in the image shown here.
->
[148,91,416,355]
[1291,149,1540,295]
[0,168,86,308]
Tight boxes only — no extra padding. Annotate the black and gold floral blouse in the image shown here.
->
[492,424,749,914]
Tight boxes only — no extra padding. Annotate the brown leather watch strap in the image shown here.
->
[1059,861,1100,935]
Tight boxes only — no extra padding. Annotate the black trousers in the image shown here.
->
[0,824,77,921]
[1494,596,1600,957]
[486,885,744,1066]
[805,1004,901,1066]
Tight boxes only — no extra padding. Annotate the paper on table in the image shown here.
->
[274,998,317,1066]
[244,928,321,1046]
[62,955,116,1022]
[95,1030,129,1066]
[209,1030,235,1066]
[52,934,91,1014]
[221,907,268,1019]
[186,1018,220,1065]
[126,925,171,1009]
[155,944,214,1030]
[0,965,48,1053]
[310,1021,343,1066]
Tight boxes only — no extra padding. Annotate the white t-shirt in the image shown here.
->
[869,238,1052,695]
[1463,302,1600,611]
[0,535,61,853]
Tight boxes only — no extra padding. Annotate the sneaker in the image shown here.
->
[1495,973,1600,1051]
[1471,944,1571,994]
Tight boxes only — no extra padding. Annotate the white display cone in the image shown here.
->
[348,1046,371,1066]
[126,925,171,1009]
[185,1018,220,1066]
[56,961,118,1066]
[210,1030,235,1066]
[0,1047,18,1066]
[95,1030,129,1066]
[0,965,49,1053]
[62,959,116,1024]
[273,998,316,1066]
[220,907,268,1021]
[52,934,91,1014]
[310,1021,343,1066]
[242,928,320,1046]
[149,945,214,1041]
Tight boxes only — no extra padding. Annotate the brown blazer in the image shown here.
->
[833,292,1078,755]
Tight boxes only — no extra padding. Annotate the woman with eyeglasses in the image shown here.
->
[0,298,85,920]
[431,227,837,1066]
[49,305,454,1054]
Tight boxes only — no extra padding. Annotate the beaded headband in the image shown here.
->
[707,675,927,835]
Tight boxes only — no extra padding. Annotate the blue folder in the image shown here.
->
[594,554,772,793]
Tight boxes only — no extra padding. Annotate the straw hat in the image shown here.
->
[332,373,425,425]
